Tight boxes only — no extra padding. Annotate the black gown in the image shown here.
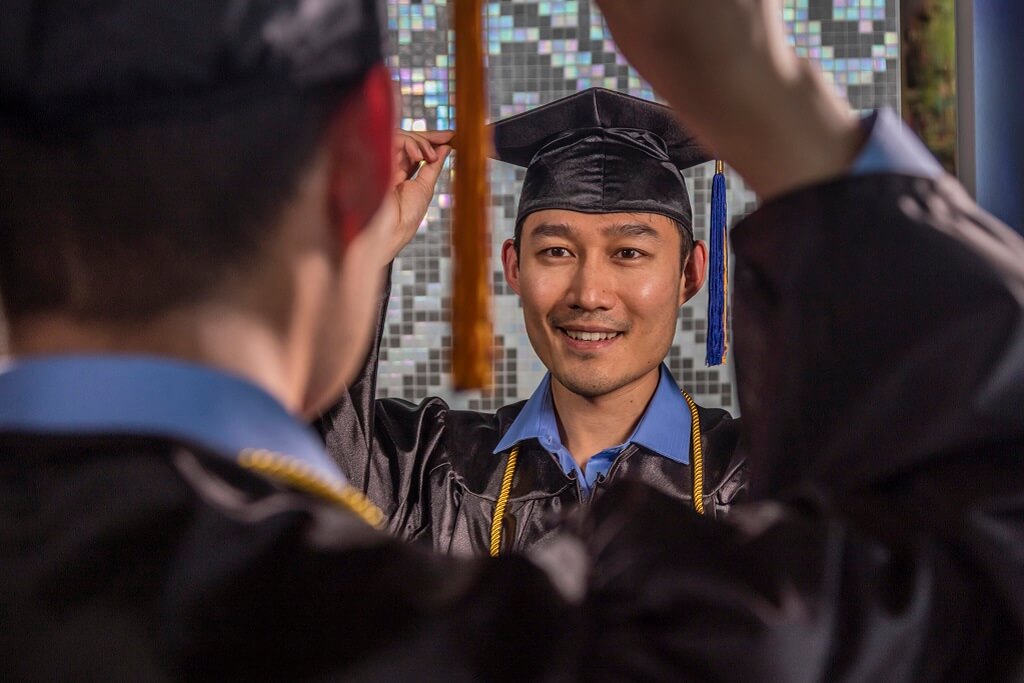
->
[317,284,749,555]
[3,173,1023,680]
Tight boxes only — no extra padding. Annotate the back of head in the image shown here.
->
[0,0,386,325]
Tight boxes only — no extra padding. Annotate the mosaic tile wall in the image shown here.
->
[382,0,901,411]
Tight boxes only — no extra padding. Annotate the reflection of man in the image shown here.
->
[320,90,749,556]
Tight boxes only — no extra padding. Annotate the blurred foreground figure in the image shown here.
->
[585,0,1024,678]
[0,1,661,679]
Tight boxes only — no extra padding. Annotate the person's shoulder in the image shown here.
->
[0,430,229,495]
[0,431,455,679]
[691,403,748,508]
[698,405,741,453]
[0,429,389,574]
[695,403,738,431]
[442,400,525,456]
[426,400,529,491]
[371,394,527,431]
[451,399,526,430]
[736,172,1003,245]
[0,430,372,546]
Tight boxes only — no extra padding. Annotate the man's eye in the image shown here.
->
[616,248,644,259]
[541,247,571,258]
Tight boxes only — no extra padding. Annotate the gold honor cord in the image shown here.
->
[488,391,706,556]
[238,448,385,529]
[681,391,705,514]
[488,445,519,557]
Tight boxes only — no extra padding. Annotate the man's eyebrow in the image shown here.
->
[528,222,575,240]
[602,223,663,240]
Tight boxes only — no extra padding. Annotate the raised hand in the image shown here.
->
[595,0,862,199]
[369,130,454,266]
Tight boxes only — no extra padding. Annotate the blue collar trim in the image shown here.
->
[0,355,345,486]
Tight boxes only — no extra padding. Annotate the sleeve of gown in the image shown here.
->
[730,173,1024,497]
[582,174,1024,681]
[316,264,451,537]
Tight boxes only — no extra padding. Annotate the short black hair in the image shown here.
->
[512,215,696,266]
[0,89,344,324]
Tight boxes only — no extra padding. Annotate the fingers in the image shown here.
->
[417,130,456,146]
[400,130,448,162]
[390,164,411,190]
[403,136,424,163]
[411,145,452,191]
[393,136,425,179]
[389,128,453,202]
[395,130,455,168]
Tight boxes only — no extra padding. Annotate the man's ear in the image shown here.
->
[325,64,396,249]
[501,239,522,295]
[680,240,708,305]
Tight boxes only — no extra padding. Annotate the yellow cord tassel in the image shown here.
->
[238,449,385,528]
[489,446,519,556]
[682,392,705,514]
[452,0,492,390]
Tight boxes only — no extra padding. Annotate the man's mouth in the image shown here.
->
[559,328,622,342]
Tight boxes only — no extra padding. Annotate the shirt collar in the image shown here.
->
[628,365,692,464]
[0,354,345,486]
[852,108,943,179]
[494,364,692,465]
[494,373,560,455]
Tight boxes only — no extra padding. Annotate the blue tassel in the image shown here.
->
[705,162,728,366]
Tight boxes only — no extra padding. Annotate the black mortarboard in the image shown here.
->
[490,88,711,232]
[0,0,386,128]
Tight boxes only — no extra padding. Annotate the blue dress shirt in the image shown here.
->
[494,364,692,496]
[495,108,942,495]
[0,355,346,487]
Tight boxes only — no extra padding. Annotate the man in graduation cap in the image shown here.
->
[319,88,749,556]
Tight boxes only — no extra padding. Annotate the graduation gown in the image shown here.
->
[0,433,582,681]
[317,293,749,556]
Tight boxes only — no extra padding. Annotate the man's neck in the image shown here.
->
[8,304,303,413]
[550,368,661,468]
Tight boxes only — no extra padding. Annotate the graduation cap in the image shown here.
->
[0,0,387,128]
[488,88,731,366]
[491,88,709,231]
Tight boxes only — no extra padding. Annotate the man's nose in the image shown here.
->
[565,256,616,311]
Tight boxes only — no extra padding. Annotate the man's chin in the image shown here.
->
[552,369,623,400]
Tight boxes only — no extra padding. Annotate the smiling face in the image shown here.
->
[503,209,707,400]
